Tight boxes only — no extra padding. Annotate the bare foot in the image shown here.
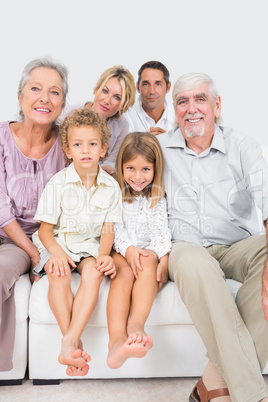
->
[127,320,153,350]
[58,338,91,369]
[107,334,149,369]
[66,364,89,377]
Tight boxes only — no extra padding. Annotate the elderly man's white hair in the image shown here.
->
[172,72,223,125]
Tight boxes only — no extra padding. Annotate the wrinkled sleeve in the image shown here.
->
[34,175,62,225]
[104,182,123,224]
[149,197,172,259]
[0,139,15,228]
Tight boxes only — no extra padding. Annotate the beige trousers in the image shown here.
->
[169,235,268,402]
[0,237,30,371]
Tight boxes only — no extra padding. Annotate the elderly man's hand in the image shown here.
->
[262,262,268,321]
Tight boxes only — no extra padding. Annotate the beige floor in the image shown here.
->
[0,376,197,402]
[0,376,268,402]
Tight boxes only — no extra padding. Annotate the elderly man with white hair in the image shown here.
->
[158,72,268,402]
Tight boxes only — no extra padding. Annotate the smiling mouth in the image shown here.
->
[35,108,51,113]
[187,118,203,123]
[100,104,109,111]
[131,180,145,186]
[81,157,92,161]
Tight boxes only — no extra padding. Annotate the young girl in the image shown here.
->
[107,132,171,369]
[32,108,122,376]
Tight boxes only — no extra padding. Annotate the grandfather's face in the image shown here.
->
[173,84,221,141]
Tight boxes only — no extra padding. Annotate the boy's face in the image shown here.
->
[64,126,107,172]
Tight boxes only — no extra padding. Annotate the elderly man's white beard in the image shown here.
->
[185,126,205,138]
[183,113,206,138]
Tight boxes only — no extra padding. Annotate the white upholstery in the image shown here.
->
[0,274,31,382]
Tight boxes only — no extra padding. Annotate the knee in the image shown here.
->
[47,271,71,288]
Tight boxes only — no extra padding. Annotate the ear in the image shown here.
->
[100,144,108,158]
[166,82,171,94]
[136,82,140,93]
[18,95,22,108]
[214,96,221,119]
[64,146,72,160]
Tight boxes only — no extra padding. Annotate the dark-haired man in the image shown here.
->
[125,61,175,135]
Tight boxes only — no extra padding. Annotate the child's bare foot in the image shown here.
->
[66,364,89,377]
[58,338,91,369]
[127,321,153,350]
[107,334,148,369]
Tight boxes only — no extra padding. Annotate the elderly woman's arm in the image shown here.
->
[3,220,40,275]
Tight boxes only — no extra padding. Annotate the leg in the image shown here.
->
[60,257,103,376]
[169,240,268,402]
[0,240,30,371]
[107,252,149,369]
[127,249,158,347]
[213,235,268,371]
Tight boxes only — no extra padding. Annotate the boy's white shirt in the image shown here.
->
[32,163,122,261]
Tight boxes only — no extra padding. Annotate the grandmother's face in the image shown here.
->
[19,67,64,125]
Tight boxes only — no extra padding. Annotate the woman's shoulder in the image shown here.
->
[0,121,14,147]
[108,114,128,130]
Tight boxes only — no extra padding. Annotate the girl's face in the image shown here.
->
[123,154,154,195]
[92,77,122,119]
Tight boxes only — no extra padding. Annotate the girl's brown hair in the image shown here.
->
[115,132,165,208]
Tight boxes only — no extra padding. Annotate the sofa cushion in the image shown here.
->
[15,273,31,323]
[29,273,242,327]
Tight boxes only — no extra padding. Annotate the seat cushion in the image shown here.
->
[14,273,31,323]
[29,273,242,327]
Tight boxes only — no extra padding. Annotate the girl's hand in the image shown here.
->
[47,246,76,277]
[125,246,149,278]
[96,255,116,279]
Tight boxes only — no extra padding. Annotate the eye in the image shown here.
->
[115,95,121,101]
[74,143,81,147]
[90,142,97,146]
[143,167,151,172]
[51,90,60,96]
[126,166,134,171]
[31,86,39,92]
[102,88,108,94]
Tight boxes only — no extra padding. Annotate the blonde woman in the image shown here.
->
[61,66,136,175]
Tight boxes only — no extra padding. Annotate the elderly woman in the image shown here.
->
[61,65,136,175]
[0,57,68,372]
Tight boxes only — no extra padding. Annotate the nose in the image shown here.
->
[39,90,49,103]
[187,98,197,114]
[148,85,156,94]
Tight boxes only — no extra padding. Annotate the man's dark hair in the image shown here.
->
[137,61,170,87]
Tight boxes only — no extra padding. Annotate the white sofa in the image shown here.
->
[0,274,31,385]
[2,146,268,386]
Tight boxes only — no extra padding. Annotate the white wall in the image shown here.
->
[1,0,267,143]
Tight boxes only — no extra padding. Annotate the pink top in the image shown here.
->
[0,121,66,238]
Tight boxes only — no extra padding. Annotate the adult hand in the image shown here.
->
[149,127,166,136]
[125,246,149,278]
[156,263,168,291]
[101,165,115,176]
[262,262,268,321]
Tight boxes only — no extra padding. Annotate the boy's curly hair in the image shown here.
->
[60,107,111,163]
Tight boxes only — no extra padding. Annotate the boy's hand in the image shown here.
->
[47,246,76,277]
[125,246,149,279]
[95,255,116,279]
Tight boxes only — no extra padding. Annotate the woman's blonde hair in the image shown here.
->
[60,107,111,163]
[93,66,136,118]
[115,132,165,208]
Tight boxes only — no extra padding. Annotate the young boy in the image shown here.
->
[32,108,122,376]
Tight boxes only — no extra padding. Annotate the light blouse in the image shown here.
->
[0,121,66,238]
[113,195,172,259]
